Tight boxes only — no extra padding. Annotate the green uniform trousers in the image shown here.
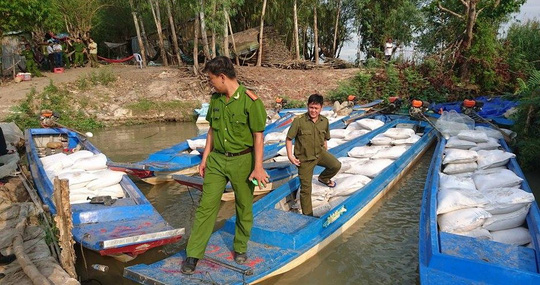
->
[298,150,341,216]
[62,53,71,68]
[25,60,42,77]
[74,52,84,67]
[186,151,255,259]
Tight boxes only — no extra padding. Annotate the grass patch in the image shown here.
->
[77,67,116,90]
[127,99,199,116]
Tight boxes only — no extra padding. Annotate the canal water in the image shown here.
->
[76,122,539,285]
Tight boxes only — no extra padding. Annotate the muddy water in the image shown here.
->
[75,122,540,285]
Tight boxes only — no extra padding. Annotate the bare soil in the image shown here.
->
[0,64,359,122]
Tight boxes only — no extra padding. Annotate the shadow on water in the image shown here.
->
[75,124,539,285]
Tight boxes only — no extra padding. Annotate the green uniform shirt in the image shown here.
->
[287,113,330,161]
[73,42,85,53]
[206,84,267,153]
[21,49,34,61]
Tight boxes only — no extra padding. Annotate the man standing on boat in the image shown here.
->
[181,56,269,274]
[286,94,341,216]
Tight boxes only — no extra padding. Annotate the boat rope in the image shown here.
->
[204,255,254,276]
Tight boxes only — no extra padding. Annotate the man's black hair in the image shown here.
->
[202,56,236,78]
[307,94,324,106]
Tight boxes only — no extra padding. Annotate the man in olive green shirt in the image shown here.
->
[286,94,341,216]
[181,56,269,275]
[20,44,42,77]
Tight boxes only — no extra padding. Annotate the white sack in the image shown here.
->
[330,129,349,139]
[383,128,415,139]
[443,162,478,175]
[475,126,504,139]
[344,129,370,141]
[476,149,515,170]
[313,201,333,217]
[355,119,385,130]
[438,208,492,233]
[71,153,108,171]
[371,145,409,160]
[470,137,500,151]
[457,130,489,143]
[445,137,477,150]
[482,204,530,231]
[453,228,492,240]
[327,139,345,149]
[58,171,99,186]
[392,134,421,145]
[442,148,478,164]
[436,188,488,215]
[370,133,393,146]
[187,139,206,150]
[347,145,388,158]
[473,169,523,191]
[86,170,125,190]
[277,147,288,156]
[67,150,94,161]
[96,184,125,198]
[330,175,372,196]
[338,157,368,172]
[347,159,394,178]
[264,132,286,144]
[439,173,477,192]
[491,227,531,246]
[40,153,67,168]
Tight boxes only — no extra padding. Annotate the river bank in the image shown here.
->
[0,64,360,126]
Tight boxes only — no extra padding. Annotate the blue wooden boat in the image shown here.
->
[124,118,436,284]
[108,112,297,184]
[418,134,540,284]
[26,128,184,258]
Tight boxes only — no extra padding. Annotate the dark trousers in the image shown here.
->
[298,150,341,216]
[0,128,8,156]
[48,54,55,71]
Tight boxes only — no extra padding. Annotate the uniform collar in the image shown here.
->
[219,84,245,104]
[303,112,323,123]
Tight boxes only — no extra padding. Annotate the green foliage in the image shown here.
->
[5,82,104,131]
[0,0,61,35]
[512,70,540,170]
[282,99,305,109]
[505,20,540,78]
[77,68,117,90]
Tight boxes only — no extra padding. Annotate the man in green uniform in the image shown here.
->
[286,94,341,216]
[181,56,269,274]
[61,39,72,69]
[20,44,42,77]
[73,38,86,68]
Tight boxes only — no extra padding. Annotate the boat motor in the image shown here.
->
[461,99,484,115]
[409,99,449,139]
[460,99,512,142]
[381,96,402,114]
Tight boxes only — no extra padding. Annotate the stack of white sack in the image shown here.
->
[187,139,206,154]
[40,150,126,204]
[274,118,386,163]
[309,126,415,217]
[436,130,535,246]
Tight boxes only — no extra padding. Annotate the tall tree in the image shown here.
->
[166,0,182,65]
[129,0,147,66]
[332,0,341,57]
[148,0,168,66]
[313,3,319,64]
[193,15,200,75]
[54,0,107,38]
[199,0,211,60]
[293,0,301,60]
[256,0,267,66]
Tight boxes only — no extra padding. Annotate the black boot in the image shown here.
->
[234,252,247,264]
[180,257,198,275]
[0,254,16,265]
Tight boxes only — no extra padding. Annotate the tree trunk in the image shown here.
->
[257,0,268,66]
[223,8,230,58]
[210,0,217,58]
[199,0,211,60]
[227,14,240,65]
[166,0,182,66]
[194,15,200,75]
[314,5,319,65]
[138,10,151,58]
[129,0,146,66]
[149,0,168,66]
[293,0,300,60]
[332,0,341,57]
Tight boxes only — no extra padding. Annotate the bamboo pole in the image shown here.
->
[256,0,268,66]
[53,178,77,279]
[227,14,240,66]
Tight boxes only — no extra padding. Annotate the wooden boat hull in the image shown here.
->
[418,136,540,284]
[124,118,436,283]
[26,128,184,257]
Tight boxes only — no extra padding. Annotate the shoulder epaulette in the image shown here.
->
[246,89,259,101]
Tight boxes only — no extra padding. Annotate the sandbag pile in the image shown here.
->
[40,150,126,204]
[436,129,535,246]
[307,126,418,217]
